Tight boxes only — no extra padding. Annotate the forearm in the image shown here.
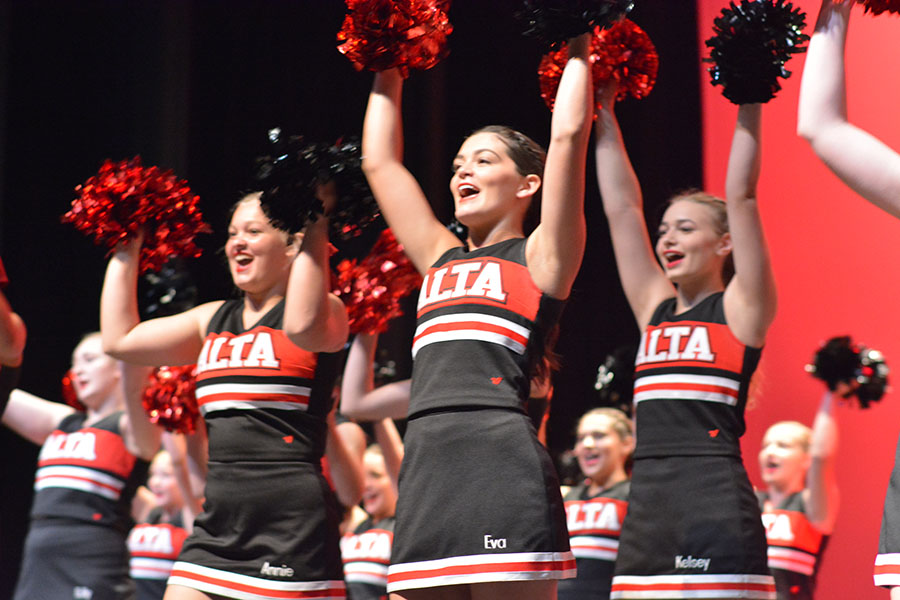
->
[373,418,404,489]
[0,290,25,366]
[797,0,850,140]
[340,333,378,416]
[806,390,839,530]
[325,419,364,507]
[725,104,762,204]
[594,101,643,219]
[362,70,404,173]
[100,246,142,357]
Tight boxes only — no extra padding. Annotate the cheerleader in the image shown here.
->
[100,192,351,600]
[360,28,593,598]
[2,331,158,600]
[796,1,900,592]
[595,72,777,598]
[558,408,633,600]
[757,391,840,599]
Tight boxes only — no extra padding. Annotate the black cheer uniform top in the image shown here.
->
[758,491,829,600]
[409,238,563,417]
[33,410,149,533]
[632,292,761,458]
[195,299,341,463]
[341,516,395,600]
[128,507,189,600]
[559,480,630,600]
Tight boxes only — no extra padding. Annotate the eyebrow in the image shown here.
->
[453,148,503,162]
[660,218,697,227]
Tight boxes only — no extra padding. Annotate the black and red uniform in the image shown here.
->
[128,508,189,600]
[611,293,775,599]
[341,516,395,600]
[387,239,574,593]
[757,491,829,600]
[13,410,149,600]
[558,480,630,600]
[876,439,900,587]
[168,299,345,600]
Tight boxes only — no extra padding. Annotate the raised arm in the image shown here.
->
[2,389,74,445]
[325,410,365,508]
[594,83,674,329]
[100,237,219,366]
[283,217,348,353]
[803,391,840,533]
[339,332,409,421]
[723,104,777,348]
[526,33,593,299]
[0,289,25,367]
[372,417,404,492]
[797,0,900,217]
[361,69,461,273]
[119,362,160,461]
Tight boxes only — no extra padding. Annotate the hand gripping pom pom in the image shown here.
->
[517,0,634,49]
[806,336,890,409]
[254,128,322,234]
[539,19,658,113]
[332,228,422,334]
[306,137,382,242]
[61,370,86,412]
[705,0,810,104]
[142,365,200,434]
[337,0,453,77]
[63,157,210,274]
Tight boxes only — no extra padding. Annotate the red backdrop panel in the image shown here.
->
[696,1,900,597]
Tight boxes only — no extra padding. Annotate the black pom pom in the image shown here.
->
[142,257,198,319]
[705,0,809,104]
[594,344,637,415]
[253,128,322,234]
[516,0,634,49]
[310,137,382,243]
[807,336,890,409]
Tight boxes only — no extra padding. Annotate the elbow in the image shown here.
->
[796,118,817,144]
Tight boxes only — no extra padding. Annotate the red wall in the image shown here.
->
[696,1,900,597]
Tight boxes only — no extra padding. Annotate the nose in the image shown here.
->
[581,434,596,448]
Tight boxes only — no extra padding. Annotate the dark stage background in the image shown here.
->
[0,2,701,595]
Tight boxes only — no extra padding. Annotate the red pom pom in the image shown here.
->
[332,229,422,334]
[63,157,211,273]
[859,0,900,15]
[538,19,658,112]
[141,365,199,434]
[61,370,86,411]
[337,0,453,77]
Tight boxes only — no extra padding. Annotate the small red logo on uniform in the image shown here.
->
[708,429,719,438]
[490,377,503,385]
[92,513,102,521]
[283,436,294,444]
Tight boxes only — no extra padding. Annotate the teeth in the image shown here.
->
[459,184,478,197]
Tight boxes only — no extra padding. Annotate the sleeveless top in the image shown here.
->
[342,515,395,599]
[559,480,630,599]
[128,507,189,600]
[409,238,564,417]
[632,292,761,458]
[195,298,341,463]
[758,491,829,600]
[32,410,149,533]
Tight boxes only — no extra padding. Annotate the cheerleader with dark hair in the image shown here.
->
[360,27,594,599]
